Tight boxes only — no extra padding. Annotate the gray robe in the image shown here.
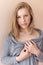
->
[1,29,43,65]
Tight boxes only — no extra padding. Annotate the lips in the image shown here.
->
[22,23,27,25]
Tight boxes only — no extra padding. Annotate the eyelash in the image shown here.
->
[17,15,28,19]
[25,15,28,17]
[17,16,20,19]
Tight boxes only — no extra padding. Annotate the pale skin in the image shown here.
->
[16,8,41,62]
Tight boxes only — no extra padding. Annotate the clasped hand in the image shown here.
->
[16,40,40,62]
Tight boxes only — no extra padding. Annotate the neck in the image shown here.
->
[20,28,32,35]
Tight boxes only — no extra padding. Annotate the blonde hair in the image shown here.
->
[10,2,35,40]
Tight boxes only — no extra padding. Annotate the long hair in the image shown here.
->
[10,2,35,40]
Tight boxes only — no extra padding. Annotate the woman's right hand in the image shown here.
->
[16,45,32,62]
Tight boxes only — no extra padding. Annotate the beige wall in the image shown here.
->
[0,0,43,65]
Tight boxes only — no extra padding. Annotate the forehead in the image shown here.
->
[17,8,29,16]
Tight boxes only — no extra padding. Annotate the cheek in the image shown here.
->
[17,18,21,24]
[26,17,31,24]
[17,18,23,25]
[17,20,21,26]
[17,19,20,24]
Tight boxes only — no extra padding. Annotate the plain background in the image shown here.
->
[0,0,43,65]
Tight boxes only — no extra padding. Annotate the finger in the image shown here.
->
[28,41,32,45]
[30,40,36,46]
[25,41,30,46]
[24,45,28,51]
[25,44,29,49]
[25,43,30,51]
[26,41,33,46]
[24,44,30,52]
[23,45,27,52]
[25,44,28,47]
[27,40,35,46]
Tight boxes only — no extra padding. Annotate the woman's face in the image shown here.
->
[17,8,31,30]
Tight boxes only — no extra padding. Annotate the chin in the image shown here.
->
[21,26,28,29]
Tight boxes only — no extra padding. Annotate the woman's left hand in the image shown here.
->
[25,40,41,56]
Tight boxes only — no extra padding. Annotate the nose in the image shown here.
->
[21,16,25,22]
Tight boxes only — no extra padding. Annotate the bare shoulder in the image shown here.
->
[33,29,40,39]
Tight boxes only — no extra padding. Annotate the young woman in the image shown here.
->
[1,2,43,65]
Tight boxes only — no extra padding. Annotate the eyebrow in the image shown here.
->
[17,16,21,18]
[17,13,29,18]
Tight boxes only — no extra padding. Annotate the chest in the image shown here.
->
[17,34,40,42]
